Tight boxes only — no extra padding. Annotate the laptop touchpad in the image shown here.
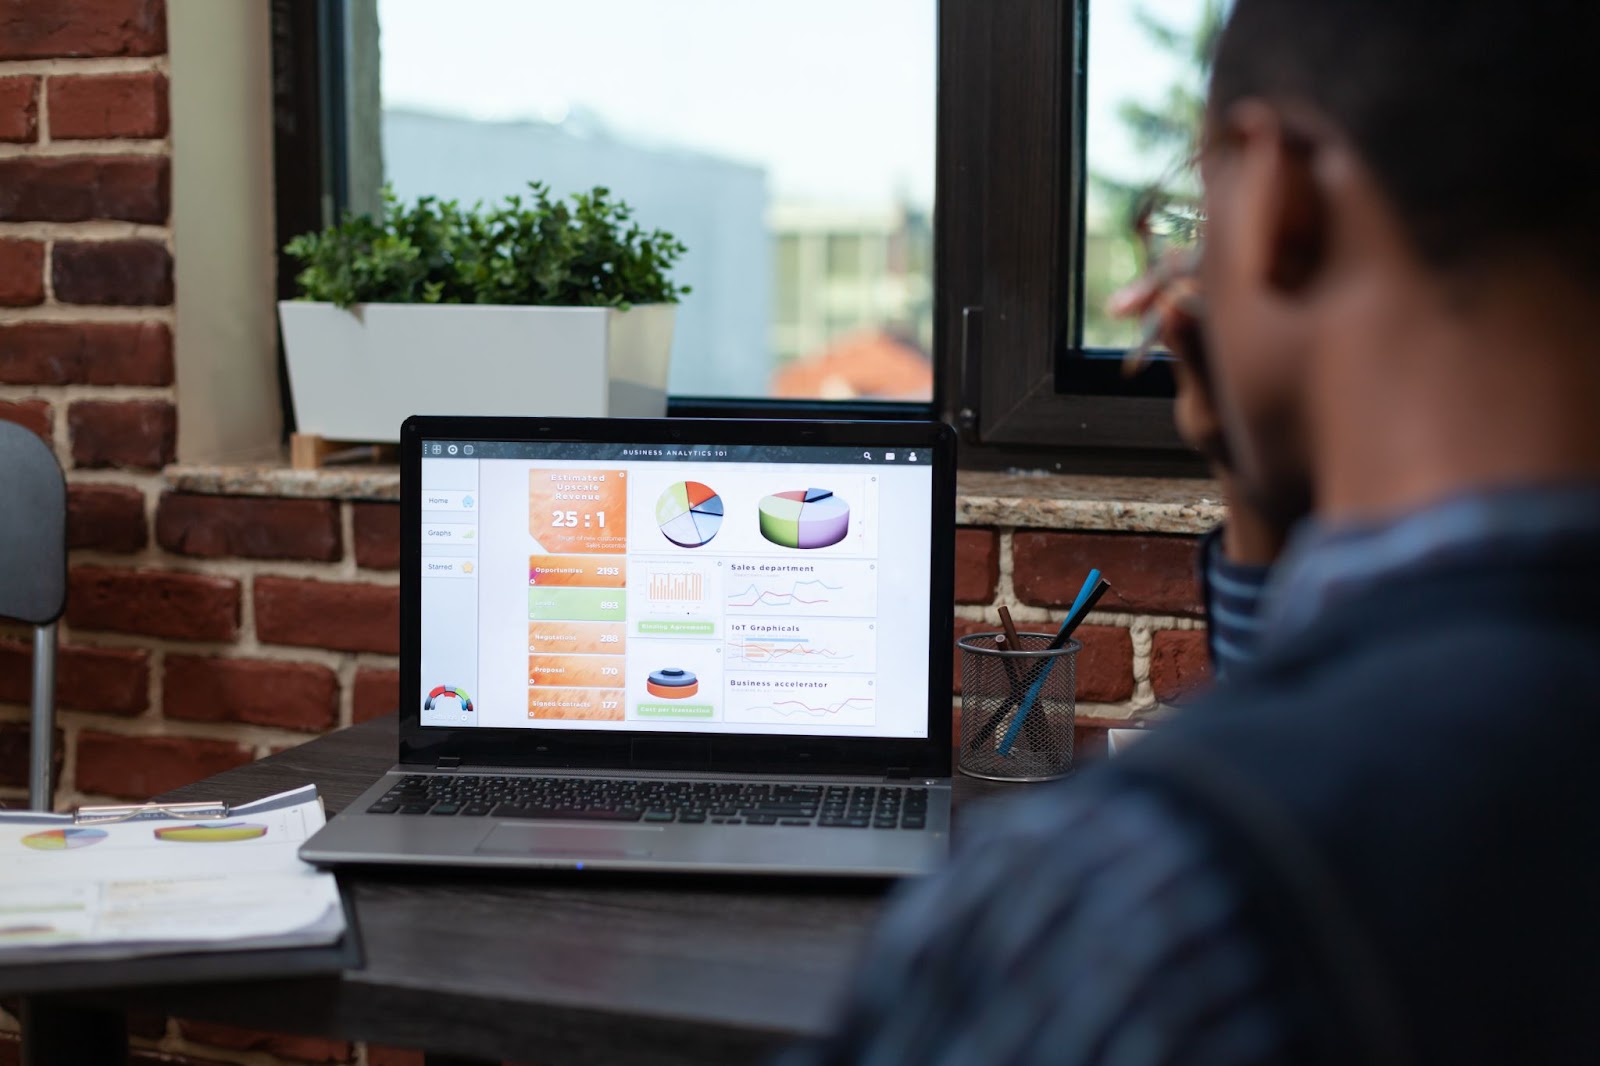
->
[475,823,659,858]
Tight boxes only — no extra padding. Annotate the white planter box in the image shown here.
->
[277,301,675,442]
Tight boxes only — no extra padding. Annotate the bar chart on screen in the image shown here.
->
[646,567,709,610]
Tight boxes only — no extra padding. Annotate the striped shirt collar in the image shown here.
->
[1260,482,1600,647]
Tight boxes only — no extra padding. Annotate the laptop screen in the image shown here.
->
[418,437,935,740]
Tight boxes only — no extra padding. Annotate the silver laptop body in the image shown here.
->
[301,416,957,877]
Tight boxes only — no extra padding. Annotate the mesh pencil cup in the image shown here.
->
[958,632,1078,782]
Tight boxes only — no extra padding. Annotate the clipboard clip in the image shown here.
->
[73,800,232,825]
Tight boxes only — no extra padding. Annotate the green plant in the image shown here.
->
[285,184,690,310]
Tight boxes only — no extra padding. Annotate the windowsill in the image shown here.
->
[164,462,1222,534]
[955,470,1221,534]
[166,462,403,501]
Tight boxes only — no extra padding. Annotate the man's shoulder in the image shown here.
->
[1181,568,1600,751]
[1105,571,1600,908]
[1106,578,1600,1066]
[1133,611,1600,802]
[1108,578,1600,928]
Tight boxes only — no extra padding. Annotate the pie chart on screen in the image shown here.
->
[759,488,851,549]
[657,481,724,548]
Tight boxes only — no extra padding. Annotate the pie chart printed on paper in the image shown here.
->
[759,488,850,549]
[657,481,724,548]
[21,827,107,851]
[153,822,268,843]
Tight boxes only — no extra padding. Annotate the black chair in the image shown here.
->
[0,427,130,1064]
[0,421,67,811]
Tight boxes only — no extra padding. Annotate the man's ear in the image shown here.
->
[1221,100,1330,296]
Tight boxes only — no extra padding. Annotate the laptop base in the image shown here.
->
[303,768,952,878]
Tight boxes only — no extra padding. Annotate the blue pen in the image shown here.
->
[997,570,1103,756]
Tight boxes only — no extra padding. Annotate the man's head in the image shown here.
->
[1197,1,1600,524]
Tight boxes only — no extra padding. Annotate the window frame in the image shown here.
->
[270,0,1202,472]
[269,0,352,438]
[936,0,1195,470]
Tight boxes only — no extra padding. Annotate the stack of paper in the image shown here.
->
[0,785,345,965]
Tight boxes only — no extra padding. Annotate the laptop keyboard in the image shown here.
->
[367,774,929,829]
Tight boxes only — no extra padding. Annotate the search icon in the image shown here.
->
[863,451,872,460]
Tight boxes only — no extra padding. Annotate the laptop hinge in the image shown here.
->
[435,756,462,770]
[885,766,912,780]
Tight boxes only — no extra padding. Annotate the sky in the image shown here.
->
[377,0,1211,209]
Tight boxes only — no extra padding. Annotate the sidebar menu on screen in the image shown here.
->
[419,455,480,726]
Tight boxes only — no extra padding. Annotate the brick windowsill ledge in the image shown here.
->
[953,470,1222,534]
[166,463,1223,533]
[166,463,403,502]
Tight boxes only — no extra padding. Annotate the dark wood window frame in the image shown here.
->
[937,0,1198,474]
[269,0,351,438]
[269,0,1201,474]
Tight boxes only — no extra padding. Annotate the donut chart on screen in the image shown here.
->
[646,667,699,699]
[656,481,723,548]
[758,488,850,549]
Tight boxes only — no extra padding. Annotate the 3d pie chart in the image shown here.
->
[21,827,107,851]
[646,667,699,699]
[657,481,723,548]
[154,822,268,843]
[758,488,850,549]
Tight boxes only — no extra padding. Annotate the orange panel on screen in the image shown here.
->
[528,554,627,588]
[528,687,627,721]
[527,621,628,655]
[527,469,627,554]
[528,654,627,689]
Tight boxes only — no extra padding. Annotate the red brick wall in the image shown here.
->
[0,490,404,803]
[954,528,1209,737]
[0,0,184,797]
[0,499,1211,805]
[0,5,416,1064]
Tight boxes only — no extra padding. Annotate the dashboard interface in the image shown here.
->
[419,440,936,739]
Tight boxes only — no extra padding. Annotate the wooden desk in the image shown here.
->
[45,717,1021,1066]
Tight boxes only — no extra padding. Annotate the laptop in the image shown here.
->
[300,415,957,877]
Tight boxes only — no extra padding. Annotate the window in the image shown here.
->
[366,0,936,406]
[940,2,1216,464]
[1082,1,1220,351]
[272,1,1220,463]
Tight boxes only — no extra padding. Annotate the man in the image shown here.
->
[785,2,1600,1063]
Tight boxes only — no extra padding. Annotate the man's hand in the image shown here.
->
[1110,271,1230,467]
[1110,269,1288,566]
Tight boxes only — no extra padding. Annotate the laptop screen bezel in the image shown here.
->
[397,415,956,778]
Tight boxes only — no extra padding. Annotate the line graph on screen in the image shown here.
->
[724,618,877,672]
[722,559,877,617]
[725,579,840,608]
[725,679,877,726]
